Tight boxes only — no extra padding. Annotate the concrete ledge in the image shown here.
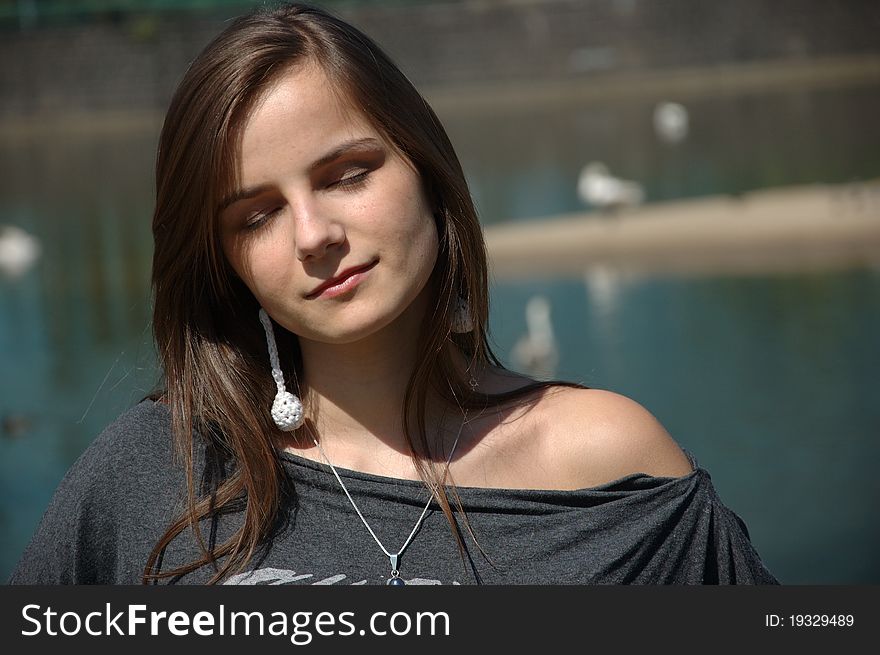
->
[485,182,880,279]
[428,55,880,116]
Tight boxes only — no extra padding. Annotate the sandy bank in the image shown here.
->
[484,182,880,279]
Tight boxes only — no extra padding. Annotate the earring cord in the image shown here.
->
[259,308,287,394]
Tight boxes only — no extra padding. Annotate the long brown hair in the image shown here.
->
[146,2,585,583]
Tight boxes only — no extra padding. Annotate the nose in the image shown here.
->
[292,198,346,261]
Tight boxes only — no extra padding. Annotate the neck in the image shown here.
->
[299,330,420,451]
[292,301,473,462]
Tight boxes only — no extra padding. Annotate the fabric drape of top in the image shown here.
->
[9,400,778,585]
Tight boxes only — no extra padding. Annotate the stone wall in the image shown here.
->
[2,0,879,117]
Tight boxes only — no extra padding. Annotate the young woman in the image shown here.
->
[10,3,777,585]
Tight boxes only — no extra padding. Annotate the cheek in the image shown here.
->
[224,235,290,300]
[385,180,439,258]
[419,215,440,263]
[379,205,437,268]
[412,199,440,263]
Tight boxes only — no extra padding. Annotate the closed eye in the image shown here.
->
[329,169,370,191]
[244,205,283,231]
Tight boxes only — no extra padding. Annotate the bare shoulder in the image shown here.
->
[536,386,694,489]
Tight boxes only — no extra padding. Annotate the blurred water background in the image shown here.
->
[1,0,879,584]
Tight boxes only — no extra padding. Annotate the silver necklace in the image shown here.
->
[312,409,468,586]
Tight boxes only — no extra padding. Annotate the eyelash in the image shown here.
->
[244,207,282,231]
[331,169,370,190]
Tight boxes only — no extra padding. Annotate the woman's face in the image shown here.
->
[219,62,439,344]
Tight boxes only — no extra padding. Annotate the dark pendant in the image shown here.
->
[387,555,405,585]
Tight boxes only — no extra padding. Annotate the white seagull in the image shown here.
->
[511,295,559,380]
[652,101,689,144]
[0,225,41,278]
[577,162,644,213]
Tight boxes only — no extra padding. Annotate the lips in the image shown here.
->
[306,260,378,298]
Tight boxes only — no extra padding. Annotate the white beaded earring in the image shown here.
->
[258,308,305,431]
[451,296,473,333]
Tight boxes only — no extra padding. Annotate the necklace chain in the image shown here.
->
[312,409,468,584]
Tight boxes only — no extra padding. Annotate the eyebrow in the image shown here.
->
[219,137,383,212]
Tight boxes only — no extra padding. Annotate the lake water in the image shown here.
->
[1,81,879,583]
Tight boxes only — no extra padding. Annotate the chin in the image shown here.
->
[297,278,432,345]
[299,307,405,345]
